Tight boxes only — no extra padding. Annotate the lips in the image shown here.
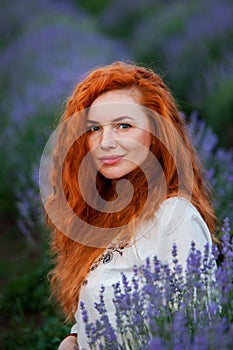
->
[99,155,125,165]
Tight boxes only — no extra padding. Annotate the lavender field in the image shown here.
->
[0,0,232,349]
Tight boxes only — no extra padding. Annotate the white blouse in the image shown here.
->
[70,197,213,349]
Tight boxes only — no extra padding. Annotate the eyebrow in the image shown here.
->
[86,116,134,124]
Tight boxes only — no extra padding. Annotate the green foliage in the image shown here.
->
[202,76,233,147]
[95,0,233,147]
[76,0,109,14]
[0,253,70,349]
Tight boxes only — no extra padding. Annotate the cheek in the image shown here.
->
[133,131,152,163]
[87,135,97,152]
[120,130,151,153]
[86,137,99,167]
[136,130,152,149]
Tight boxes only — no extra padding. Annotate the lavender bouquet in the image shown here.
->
[81,220,233,349]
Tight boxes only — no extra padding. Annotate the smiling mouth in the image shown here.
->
[99,155,125,165]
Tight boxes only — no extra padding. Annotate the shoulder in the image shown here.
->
[135,196,212,263]
[155,196,199,218]
[154,197,208,234]
[153,197,212,250]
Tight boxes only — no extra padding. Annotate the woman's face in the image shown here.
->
[86,89,152,179]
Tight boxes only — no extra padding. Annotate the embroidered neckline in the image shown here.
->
[91,244,128,270]
[82,243,129,286]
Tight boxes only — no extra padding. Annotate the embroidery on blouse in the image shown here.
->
[82,243,128,286]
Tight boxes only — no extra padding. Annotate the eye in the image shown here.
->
[87,125,100,133]
[118,123,132,130]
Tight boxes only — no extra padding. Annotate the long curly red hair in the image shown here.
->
[46,61,216,321]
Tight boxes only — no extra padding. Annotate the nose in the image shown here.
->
[100,127,117,150]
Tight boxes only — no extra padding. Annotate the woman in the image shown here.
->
[44,61,216,349]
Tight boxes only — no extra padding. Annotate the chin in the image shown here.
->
[100,167,138,180]
[101,172,125,180]
[99,167,129,179]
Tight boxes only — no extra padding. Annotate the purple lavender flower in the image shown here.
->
[81,231,233,349]
[221,217,231,233]
[16,164,44,249]
[149,337,163,350]
[187,111,233,223]
[129,0,233,147]
[0,20,128,126]
[0,0,130,244]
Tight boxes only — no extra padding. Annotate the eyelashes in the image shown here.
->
[87,125,100,133]
[118,123,132,129]
[87,123,133,133]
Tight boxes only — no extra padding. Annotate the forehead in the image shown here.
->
[87,89,147,123]
[91,89,140,106]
